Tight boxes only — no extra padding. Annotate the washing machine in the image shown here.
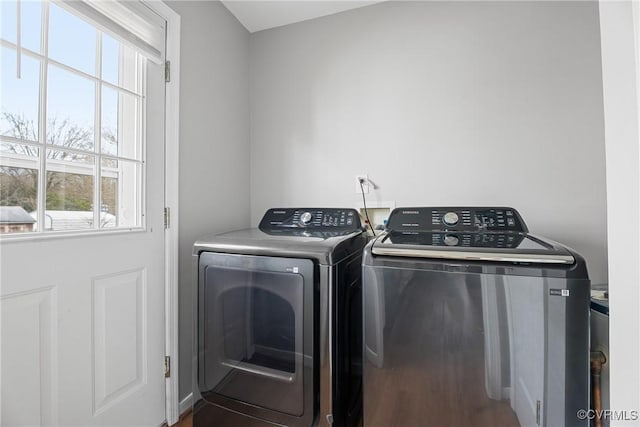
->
[362,207,590,427]
[193,208,367,427]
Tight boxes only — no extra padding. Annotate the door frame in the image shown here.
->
[599,0,640,419]
[142,2,181,425]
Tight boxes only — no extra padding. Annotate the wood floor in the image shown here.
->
[175,411,192,427]
[175,410,362,427]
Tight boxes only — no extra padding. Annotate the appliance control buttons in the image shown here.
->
[443,212,459,226]
[443,234,459,246]
[300,211,313,224]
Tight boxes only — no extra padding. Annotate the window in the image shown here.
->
[0,1,151,234]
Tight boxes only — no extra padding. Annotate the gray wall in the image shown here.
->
[170,0,609,407]
[249,1,608,284]
[167,0,250,403]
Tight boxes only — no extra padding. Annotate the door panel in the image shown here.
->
[0,58,166,426]
[93,269,146,414]
[1,288,56,426]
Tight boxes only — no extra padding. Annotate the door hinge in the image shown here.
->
[165,356,171,378]
[536,400,541,425]
[165,60,171,83]
[164,207,170,229]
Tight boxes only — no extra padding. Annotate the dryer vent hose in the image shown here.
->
[590,351,607,427]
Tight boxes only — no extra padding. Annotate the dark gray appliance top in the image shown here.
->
[258,207,362,232]
[366,207,589,279]
[194,208,367,265]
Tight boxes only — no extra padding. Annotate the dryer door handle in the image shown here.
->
[221,360,296,383]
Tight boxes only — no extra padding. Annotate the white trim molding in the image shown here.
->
[599,1,640,424]
[142,1,181,425]
[179,393,193,418]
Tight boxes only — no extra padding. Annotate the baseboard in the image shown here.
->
[179,393,193,417]
[503,386,511,400]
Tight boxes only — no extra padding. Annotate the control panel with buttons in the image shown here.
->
[259,208,363,232]
[386,207,527,233]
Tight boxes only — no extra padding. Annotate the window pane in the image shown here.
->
[101,158,140,228]
[1,2,148,237]
[102,33,138,92]
[101,87,117,156]
[47,148,93,167]
[102,34,118,84]
[0,1,17,43]
[1,141,39,158]
[0,166,38,233]
[1,47,40,142]
[1,141,39,172]
[45,149,95,231]
[47,65,95,151]
[48,3,96,75]
[0,1,41,52]
[102,86,140,159]
[100,175,117,228]
[21,1,42,53]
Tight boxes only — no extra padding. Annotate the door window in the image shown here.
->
[0,1,147,234]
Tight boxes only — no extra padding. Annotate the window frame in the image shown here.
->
[0,0,149,239]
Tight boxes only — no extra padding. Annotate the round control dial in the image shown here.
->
[300,211,313,225]
[443,234,459,246]
[442,211,459,226]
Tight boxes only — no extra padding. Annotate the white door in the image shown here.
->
[1,1,167,425]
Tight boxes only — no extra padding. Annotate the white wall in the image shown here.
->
[249,1,608,284]
[167,0,250,403]
[599,1,640,423]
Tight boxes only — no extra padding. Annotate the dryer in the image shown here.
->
[362,207,590,427]
[193,208,367,427]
